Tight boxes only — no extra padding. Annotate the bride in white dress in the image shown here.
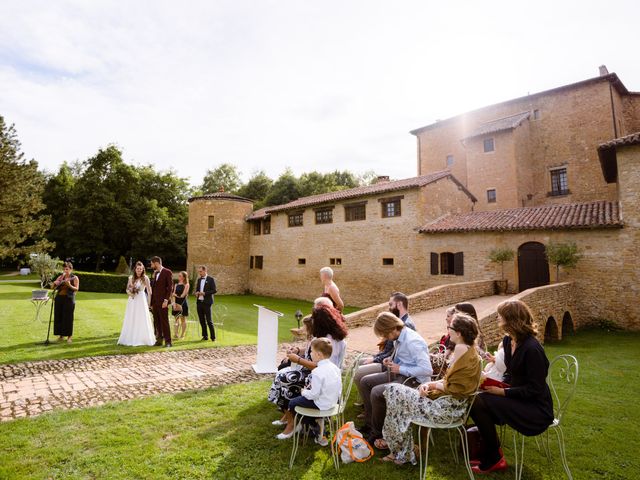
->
[118,261,156,346]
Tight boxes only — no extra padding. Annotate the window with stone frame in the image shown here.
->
[298,258,306,265]
[262,218,271,234]
[254,255,264,270]
[549,168,569,196]
[315,207,333,224]
[345,202,366,222]
[487,189,497,203]
[483,137,495,153]
[253,221,261,235]
[288,211,304,227]
[382,257,394,266]
[329,257,342,266]
[380,196,402,218]
[249,256,254,269]
[208,215,215,229]
[436,252,464,276]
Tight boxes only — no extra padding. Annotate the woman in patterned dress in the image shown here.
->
[380,313,482,464]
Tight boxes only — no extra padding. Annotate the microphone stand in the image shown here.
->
[39,286,58,346]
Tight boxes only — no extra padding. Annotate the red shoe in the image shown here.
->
[469,448,503,466]
[471,457,508,474]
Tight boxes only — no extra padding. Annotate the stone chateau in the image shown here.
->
[187,66,640,329]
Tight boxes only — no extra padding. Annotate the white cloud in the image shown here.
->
[1,0,639,185]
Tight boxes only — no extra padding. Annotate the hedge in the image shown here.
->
[70,271,130,294]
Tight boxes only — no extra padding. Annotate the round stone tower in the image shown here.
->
[187,191,253,294]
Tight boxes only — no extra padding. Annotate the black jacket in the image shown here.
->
[194,275,217,305]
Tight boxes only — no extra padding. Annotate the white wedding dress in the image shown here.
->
[118,278,156,346]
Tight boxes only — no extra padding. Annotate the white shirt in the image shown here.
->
[327,334,347,369]
[302,359,342,410]
[198,277,206,301]
[155,267,162,281]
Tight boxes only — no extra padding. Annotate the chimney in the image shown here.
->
[599,65,609,77]
[375,175,390,184]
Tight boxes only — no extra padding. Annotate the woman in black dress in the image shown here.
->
[53,262,80,344]
[172,271,190,340]
[470,300,554,474]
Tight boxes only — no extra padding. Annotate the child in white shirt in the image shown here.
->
[276,337,342,440]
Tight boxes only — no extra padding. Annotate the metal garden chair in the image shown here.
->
[510,354,579,480]
[289,352,364,470]
[412,393,479,480]
[212,304,227,340]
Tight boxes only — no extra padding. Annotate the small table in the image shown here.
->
[31,297,50,323]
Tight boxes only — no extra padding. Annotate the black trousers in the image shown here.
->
[196,301,215,340]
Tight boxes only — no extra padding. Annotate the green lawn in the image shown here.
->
[0,281,358,365]
[0,329,638,479]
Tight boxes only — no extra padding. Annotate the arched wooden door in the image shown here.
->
[517,242,550,292]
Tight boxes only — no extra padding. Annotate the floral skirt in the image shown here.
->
[382,384,468,464]
[268,366,311,411]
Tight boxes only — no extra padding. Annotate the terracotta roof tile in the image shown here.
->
[188,192,253,203]
[598,131,640,150]
[463,111,530,140]
[419,201,622,233]
[247,170,475,220]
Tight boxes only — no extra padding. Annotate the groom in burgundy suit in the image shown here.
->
[149,256,173,347]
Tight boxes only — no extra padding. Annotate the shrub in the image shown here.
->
[29,253,62,288]
[73,271,129,293]
[545,241,582,281]
[488,247,515,280]
[115,256,129,275]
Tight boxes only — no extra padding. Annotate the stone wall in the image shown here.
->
[416,78,627,210]
[479,282,580,347]
[187,197,253,294]
[344,280,496,328]
[247,180,474,307]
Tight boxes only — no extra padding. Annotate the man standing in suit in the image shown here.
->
[194,265,217,341]
[150,256,173,347]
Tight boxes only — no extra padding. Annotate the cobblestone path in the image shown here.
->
[0,343,310,422]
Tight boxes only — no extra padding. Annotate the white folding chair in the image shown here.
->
[212,304,227,340]
[289,352,364,470]
[511,354,578,480]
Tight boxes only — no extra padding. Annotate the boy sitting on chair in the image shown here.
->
[276,337,342,441]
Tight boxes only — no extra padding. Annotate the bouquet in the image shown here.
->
[127,284,142,297]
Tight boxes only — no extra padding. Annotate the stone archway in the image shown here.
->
[518,242,550,292]
[544,316,559,343]
[562,311,575,336]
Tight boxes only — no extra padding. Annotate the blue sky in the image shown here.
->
[1,0,639,185]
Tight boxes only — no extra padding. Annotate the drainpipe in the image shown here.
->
[609,83,618,138]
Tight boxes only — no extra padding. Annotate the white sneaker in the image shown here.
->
[272,419,287,426]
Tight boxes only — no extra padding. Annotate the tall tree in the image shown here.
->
[236,170,273,209]
[264,168,301,206]
[42,162,76,260]
[0,116,51,259]
[201,163,242,194]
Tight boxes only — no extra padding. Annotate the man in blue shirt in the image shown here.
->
[357,312,432,444]
[354,292,416,395]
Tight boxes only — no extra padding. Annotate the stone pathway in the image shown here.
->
[0,343,302,422]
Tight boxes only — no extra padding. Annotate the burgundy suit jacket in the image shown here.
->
[151,268,173,307]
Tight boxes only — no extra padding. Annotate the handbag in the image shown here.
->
[332,421,374,464]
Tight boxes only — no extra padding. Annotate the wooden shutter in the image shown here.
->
[430,252,439,275]
[454,252,464,276]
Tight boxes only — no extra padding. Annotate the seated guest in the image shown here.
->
[455,302,489,358]
[470,300,554,474]
[354,292,416,399]
[430,307,456,374]
[268,302,348,414]
[380,313,482,463]
[320,267,344,312]
[481,343,507,385]
[276,337,342,440]
[358,312,432,444]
